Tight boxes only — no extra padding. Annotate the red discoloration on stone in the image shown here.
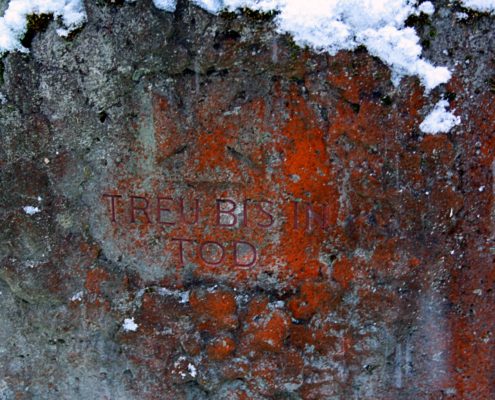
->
[189,288,238,332]
[332,256,354,289]
[288,281,337,320]
[445,91,495,400]
[241,298,290,353]
[4,22,485,398]
[84,268,110,295]
[3,2,495,398]
[207,335,236,361]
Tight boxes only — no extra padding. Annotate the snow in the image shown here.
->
[186,0,451,91]
[1,0,485,134]
[152,0,177,12]
[0,0,86,54]
[192,0,224,13]
[157,287,190,303]
[70,291,83,301]
[23,205,40,215]
[419,99,461,134]
[123,317,138,332]
[187,363,197,377]
[417,1,434,15]
[461,0,495,13]
[0,0,493,89]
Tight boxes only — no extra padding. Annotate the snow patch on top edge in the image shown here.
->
[0,0,493,88]
[190,0,452,91]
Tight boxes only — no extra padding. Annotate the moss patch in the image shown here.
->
[21,14,53,48]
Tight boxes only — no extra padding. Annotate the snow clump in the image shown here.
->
[419,99,461,134]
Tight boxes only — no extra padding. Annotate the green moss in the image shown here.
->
[488,77,495,93]
[284,36,302,61]
[444,92,457,101]
[219,7,277,22]
[21,14,52,48]
[347,101,360,114]
[240,7,277,21]
[64,25,84,41]
[289,76,305,85]
[404,13,430,28]
[380,95,393,106]
[96,0,125,6]
[0,59,4,86]
[219,10,239,20]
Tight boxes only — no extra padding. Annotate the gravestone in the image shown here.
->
[0,1,494,399]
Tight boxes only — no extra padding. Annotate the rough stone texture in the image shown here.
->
[0,0,494,399]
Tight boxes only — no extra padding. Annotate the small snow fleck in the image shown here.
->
[0,93,7,104]
[455,11,469,20]
[473,288,482,296]
[157,287,190,303]
[43,157,50,164]
[478,186,485,192]
[188,363,197,377]
[179,290,190,304]
[123,317,138,332]
[70,291,83,302]
[207,285,218,293]
[37,196,42,202]
[23,206,40,215]
[419,100,461,134]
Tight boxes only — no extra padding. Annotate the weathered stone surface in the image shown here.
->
[0,1,494,398]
